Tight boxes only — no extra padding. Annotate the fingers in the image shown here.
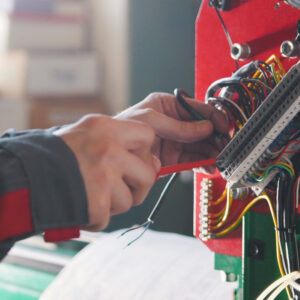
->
[110,179,133,215]
[175,96,229,135]
[118,148,157,205]
[100,142,157,213]
[132,108,214,143]
[57,115,160,231]
[104,118,157,153]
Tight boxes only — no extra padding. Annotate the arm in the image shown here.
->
[0,128,88,259]
[0,116,158,258]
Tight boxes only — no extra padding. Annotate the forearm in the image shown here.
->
[0,128,89,259]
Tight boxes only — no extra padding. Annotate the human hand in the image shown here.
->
[116,92,229,173]
[54,115,160,231]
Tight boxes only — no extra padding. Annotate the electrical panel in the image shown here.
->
[193,0,300,298]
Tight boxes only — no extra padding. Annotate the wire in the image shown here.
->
[240,82,255,113]
[251,162,295,181]
[120,173,179,246]
[209,186,227,206]
[119,220,151,237]
[211,185,232,230]
[125,222,152,247]
[295,175,300,209]
[174,88,206,121]
[217,96,248,122]
[268,274,300,300]
[211,0,239,70]
[257,271,300,300]
[213,194,276,238]
[213,192,287,293]
[263,139,300,166]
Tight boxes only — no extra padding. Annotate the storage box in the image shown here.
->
[0,12,86,52]
[29,101,105,129]
[0,52,101,99]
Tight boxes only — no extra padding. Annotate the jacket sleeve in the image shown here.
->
[0,128,89,260]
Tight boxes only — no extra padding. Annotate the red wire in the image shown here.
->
[240,82,255,114]
[263,140,300,166]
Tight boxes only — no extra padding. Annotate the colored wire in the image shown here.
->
[174,88,206,121]
[120,173,179,246]
[209,186,227,206]
[295,175,300,209]
[213,192,286,293]
[211,185,232,230]
[217,96,248,122]
[213,194,276,238]
[125,222,152,247]
[240,82,255,113]
[251,163,294,181]
[263,139,300,166]
[119,220,151,237]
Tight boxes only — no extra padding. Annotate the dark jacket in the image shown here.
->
[0,128,89,260]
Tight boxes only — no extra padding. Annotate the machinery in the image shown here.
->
[193,1,300,299]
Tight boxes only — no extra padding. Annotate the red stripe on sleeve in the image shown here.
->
[44,227,80,242]
[0,188,33,241]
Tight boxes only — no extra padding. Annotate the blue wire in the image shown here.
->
[126,222,152,247]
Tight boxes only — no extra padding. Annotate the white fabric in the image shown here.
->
[41,230,237,300]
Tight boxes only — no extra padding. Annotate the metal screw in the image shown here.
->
[231,43,251,61]
[280,40,300,58]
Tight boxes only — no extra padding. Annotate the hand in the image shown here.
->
[54,115,160,231]
[116,92,229,173]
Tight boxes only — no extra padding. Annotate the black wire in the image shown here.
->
[284,176,300,298]
[211,0,239,71]
[276,174,289,274]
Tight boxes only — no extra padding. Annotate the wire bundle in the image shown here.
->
[257,271,300,300]
[206,55,286,138]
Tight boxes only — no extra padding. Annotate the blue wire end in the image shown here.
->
[124,222,152,248]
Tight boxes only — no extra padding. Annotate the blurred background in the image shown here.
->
[0,0,201,236]
[0,1,205,298]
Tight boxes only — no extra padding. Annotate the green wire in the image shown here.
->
[251,163,294,182]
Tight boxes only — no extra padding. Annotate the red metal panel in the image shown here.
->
[194,0,300,257]
[195,0,300,101]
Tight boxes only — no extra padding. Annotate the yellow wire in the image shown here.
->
[209,186,227,206]
[276,161,295,176]
[211,186,232,230]
[253,161,295,178]
[210,208,226,218]
[213,192,290,297]
[266,54,286,76]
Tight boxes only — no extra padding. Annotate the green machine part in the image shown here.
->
[0,240,87,299]
[215,211,296,300]
[0,263,55,300]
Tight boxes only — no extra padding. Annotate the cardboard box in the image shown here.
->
[0,52,101,99]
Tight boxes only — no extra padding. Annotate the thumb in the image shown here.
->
[138,109,214,142]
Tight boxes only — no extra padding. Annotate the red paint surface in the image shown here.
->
[194,0,300,256]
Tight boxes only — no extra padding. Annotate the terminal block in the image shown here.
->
[216,62,300,189]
